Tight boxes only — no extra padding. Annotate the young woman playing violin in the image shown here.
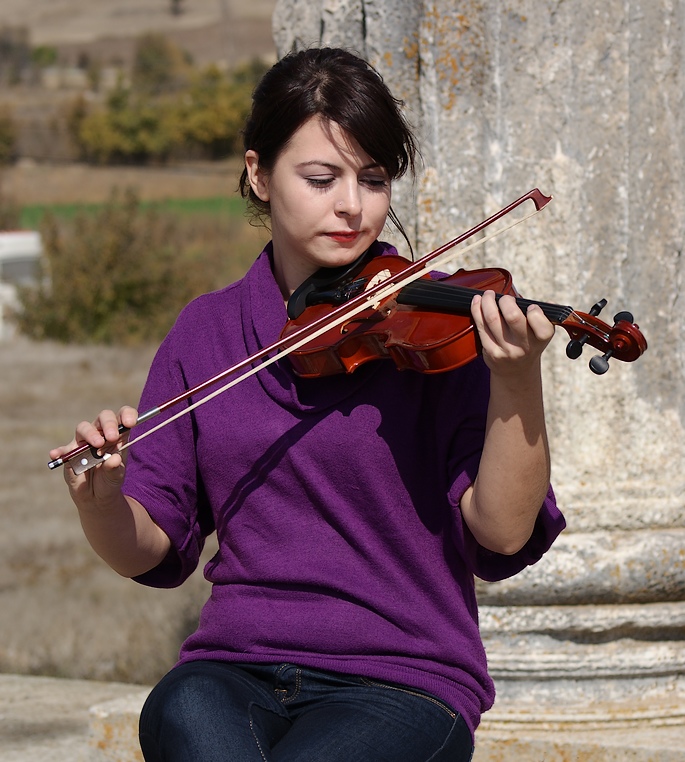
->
[51,48,565,762]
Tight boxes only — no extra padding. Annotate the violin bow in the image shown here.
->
[48,188,551,474]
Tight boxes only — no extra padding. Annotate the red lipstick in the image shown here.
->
[327,231,360,243]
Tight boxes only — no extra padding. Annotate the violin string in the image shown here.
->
[563,309,610,341]
[400,281,574,324]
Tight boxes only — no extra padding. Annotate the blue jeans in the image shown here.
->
[139,661,474,761]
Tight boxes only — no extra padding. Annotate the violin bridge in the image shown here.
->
[364,268,393,310]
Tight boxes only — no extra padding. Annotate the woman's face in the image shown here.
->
[245,116,391,297]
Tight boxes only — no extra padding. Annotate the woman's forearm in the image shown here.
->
[461,289,555,555]
[77,492,171,578]
[461,363,551,554]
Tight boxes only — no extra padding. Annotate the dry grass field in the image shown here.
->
[0,0,276,687]
[2,158,246,206]
[0,337,219,685]
[0,162,267,685]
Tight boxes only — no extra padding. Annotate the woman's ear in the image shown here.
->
[244,150,269,202]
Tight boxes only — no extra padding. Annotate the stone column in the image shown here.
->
[273,0,685,738]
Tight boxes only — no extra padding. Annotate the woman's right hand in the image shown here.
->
[51,405,172,577]
[49,405,139,511]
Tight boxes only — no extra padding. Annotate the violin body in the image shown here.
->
[282,257,507,376]
[281,254,648,378]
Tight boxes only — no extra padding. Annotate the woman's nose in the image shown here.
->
[335,182,362,217]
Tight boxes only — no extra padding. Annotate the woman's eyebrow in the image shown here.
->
[296,160,339,170]
[296,160,384,171]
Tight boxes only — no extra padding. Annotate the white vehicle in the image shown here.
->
[0,230,42,339]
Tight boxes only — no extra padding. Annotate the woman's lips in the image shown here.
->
[327,231,360,243]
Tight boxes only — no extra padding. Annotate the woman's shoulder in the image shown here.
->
[173,246,273,332]
[153,279,246,370]
[179,279,242,322]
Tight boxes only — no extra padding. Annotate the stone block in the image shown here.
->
[89,690,150,762]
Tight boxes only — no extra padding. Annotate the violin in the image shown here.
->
[282,251,647,378]
[48,188,647,475]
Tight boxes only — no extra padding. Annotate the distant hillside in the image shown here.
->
[0,0,278,67]
[0,0,277,45]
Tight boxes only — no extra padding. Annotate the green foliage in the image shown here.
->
[180,64,254,158]
[19,195,247,229]
[63,93,89,149]
[15,191,207,345]
[0,104,17,165]
[71,34,267,164]
[77,84,184,163]
[31,45,58,68]
[14,190,265,345]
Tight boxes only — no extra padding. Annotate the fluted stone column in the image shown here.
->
[273,0,685,739]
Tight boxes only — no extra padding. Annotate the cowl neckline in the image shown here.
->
[240,240,396,414]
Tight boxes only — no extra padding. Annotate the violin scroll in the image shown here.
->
[563,299,647,374]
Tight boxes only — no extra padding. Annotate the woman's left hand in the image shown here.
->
[470,290,555,378]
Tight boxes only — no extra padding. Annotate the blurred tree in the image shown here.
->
[180,62,260,158]
[63,93,89,151]
[76,82,184,163]
[0,185,20,229]
[0,26,31,85]
[68,32,267,164]
[0,104,17,165]
[31,45,58,69]
[15,191,204,344]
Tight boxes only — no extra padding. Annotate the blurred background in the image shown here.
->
[0,0,277,686]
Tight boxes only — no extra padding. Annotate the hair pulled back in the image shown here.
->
[239,48,417,223]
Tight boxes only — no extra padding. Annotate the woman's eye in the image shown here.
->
[305,174,388,190]
[362,176,389,188]
[306,176,334,188]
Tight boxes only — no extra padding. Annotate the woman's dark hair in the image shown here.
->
[239,48,418,244]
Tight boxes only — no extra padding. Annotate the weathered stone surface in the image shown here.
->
[477,528,685,604]
[89,691,149,762]
[0,674,147,762]
[272,0,685,741]
[475,725,685,762]
[272,0,684,518]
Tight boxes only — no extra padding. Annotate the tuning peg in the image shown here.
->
[589,349,612,374]
[585,311,636,372]
[566,339,585,359]
[613,310,634,324]
[590,299,608,316]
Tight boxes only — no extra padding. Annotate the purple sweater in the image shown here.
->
[124,242,565,739]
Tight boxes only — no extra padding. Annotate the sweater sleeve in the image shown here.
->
[123,320,215,589]
[450,479,565,582]
[444,359,566,582]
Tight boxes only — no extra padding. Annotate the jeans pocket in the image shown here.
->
[426,712,474,762]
